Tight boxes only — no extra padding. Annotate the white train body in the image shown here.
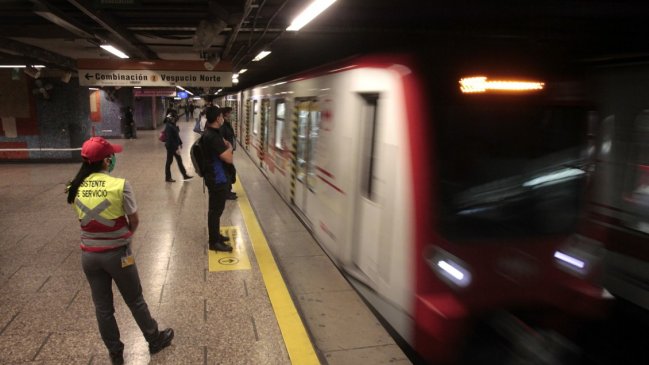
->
[217,53,610,363]
[234,64,416,333]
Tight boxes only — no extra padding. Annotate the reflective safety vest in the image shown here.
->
[74,172,132,251]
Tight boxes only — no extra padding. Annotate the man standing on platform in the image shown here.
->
[202,106,233,252]
[220,107,237,200]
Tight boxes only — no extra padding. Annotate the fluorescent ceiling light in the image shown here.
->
[252,51,271,62]
[133,86,141,89]
[287,0,336,31]
[0,65,46,68]
[100,45,129,59]
[89,87,99,90]
[239,69,247,74]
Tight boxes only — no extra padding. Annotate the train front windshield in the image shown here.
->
[435,82,590,239]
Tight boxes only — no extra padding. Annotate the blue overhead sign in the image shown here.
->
[177,91,188,99]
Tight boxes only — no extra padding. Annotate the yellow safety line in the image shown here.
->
[233,178,320,365]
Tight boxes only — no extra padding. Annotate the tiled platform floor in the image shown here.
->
[0,121,410,364]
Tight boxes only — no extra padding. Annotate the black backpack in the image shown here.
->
[190,137,206,177]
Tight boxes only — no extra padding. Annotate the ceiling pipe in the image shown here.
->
[0,37,76,71]
[66,0,158,59]
[222,0,254,58]
[234,0,290,70]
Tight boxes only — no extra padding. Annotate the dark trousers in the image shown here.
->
[206,180,228,244]
[165,148,188,180]
[81,247,159,354]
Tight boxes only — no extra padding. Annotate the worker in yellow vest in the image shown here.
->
[66,137,173,365]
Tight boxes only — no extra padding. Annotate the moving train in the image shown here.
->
[217,47,612,363]
[580,63,649,314]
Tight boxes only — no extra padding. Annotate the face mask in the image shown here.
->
[108,155,116,172]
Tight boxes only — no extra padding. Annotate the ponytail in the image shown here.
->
[66,160,104,204]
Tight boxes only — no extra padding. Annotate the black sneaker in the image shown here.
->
[219,234,230,242]
[165,178,176,183]
[183,175,194,180]
[226,192,237,200]
[109,351,124,365]
[149,328,174,354]
[209,242,233,252]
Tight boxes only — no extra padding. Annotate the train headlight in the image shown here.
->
[425,247,472,288]
[553,235,605,278]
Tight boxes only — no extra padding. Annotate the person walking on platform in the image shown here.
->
[164,114,193,182]
[66,137,174,365]
[203,106,234,252]
[123,106,137,139]
[220,107,237,200]
[193,103,202,126]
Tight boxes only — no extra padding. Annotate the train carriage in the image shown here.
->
[218,49,611,363]
[580,63,649,313]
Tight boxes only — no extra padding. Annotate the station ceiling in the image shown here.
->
[1,0,649,94]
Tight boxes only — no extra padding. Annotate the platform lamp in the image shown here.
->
[204,53,221,71]
[23,65,41,79]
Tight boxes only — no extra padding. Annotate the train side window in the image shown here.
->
[275,101,286,149]
[359,93,379,201]
[253,100,260,135]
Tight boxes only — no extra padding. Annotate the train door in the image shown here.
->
[352,93,384,282]
[260,99,271,170]
[291,99,320,222]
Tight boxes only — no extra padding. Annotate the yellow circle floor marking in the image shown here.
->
[208,226,251,272]
[233,178,320,365]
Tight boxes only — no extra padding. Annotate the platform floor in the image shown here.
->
[0,121,410,365]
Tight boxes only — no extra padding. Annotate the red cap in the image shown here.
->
[81,137,123,163]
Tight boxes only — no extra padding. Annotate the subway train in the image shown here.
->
[580,64,649,315]
[216,48,612,364]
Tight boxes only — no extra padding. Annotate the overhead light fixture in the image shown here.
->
[0,65,46,68]
[239,69,247,74]
[89,87,99,90]
[133,86,141,89]
[252,51,271,62]
[100,45,129,59]
[287,0,336,31]
[203,54,221,71]
[23,65,41,79]
[176,85,194,96]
